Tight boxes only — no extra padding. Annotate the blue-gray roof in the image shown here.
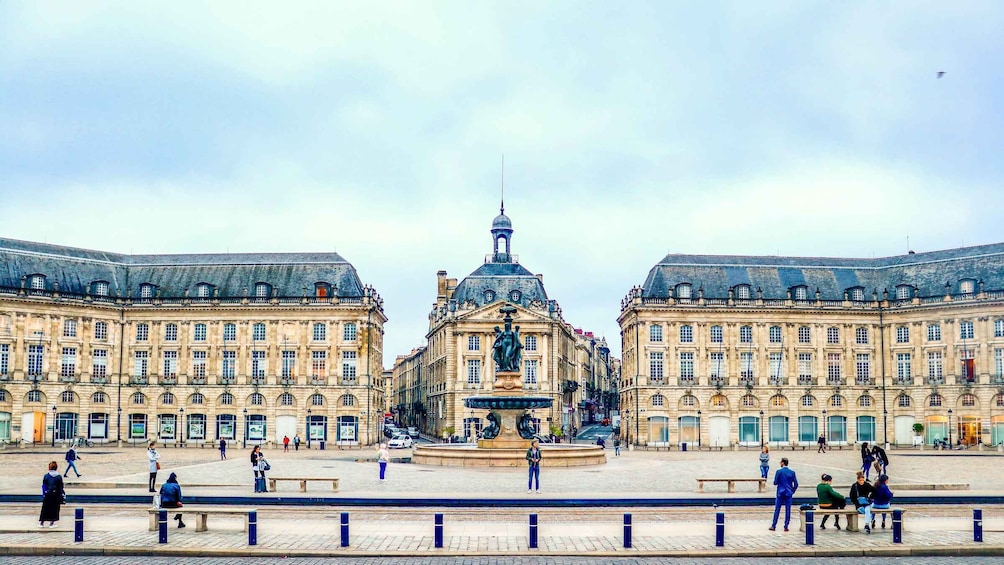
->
[642,242,1004,299]
[0,237,366,298]
[450,261,549,308]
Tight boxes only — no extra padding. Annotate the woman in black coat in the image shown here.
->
[39,461,65,528]
[849,471,876,533]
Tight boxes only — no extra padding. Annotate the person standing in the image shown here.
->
[871,474,894,529]
[872,444,889,475]
[147,441,161,493]
[816,474,847,530]
[283,435,290,452]
[377,443,390,480]
[849,471,876,534]
[614,437,621,456]
[526,439,542,493]
[251,446,264,492]
[759,446,770,479]
[39,461,65,528]
[769,457,798,532]
[219,438,227,460]
[159,472,186,528]
[64,445,82,478]
[294,435,301,451]
[817,434,827,453]
[860,442,874,480]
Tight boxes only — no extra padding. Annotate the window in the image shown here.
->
[250,393,264,406]
[798,415,818,443]
[710,352,724,380]
[679,325,693,343]
[798,353,812,384]
[220,392,234,405]
[0,343,7,377]
[929,394,943,407]
[196,283,211,298]
[163,351,178,377]
[798,326,810,344]
[649,352,664,384]
[801,395,814,407]
[510,290,521,302]
[710,325,723,343]
[468,335,480,351]
[897,395,911,408]
[282,350,296,378]
[28,344,44,377]
[650,325,663,342]
[525,335,537,351]
[136,323,149,341]
[928,351,943,381]
[161,392,175,405]
[524,359,538,385]
[484,290,495,302]
[855,327,868,344]
[651,394,664,407]
[741,394,757,408]
[960,348,975,382]
[896,326,909,343]
[252,351,266,378]
[738,416,760,445]
[140,284,155,298]
[92,392,106,403]
[94,281,109,296]
[59,390,74,403]
[255,283,270,298]
[190,393,204,405]
[87,349,106,381]
[769,415,789,443]
[342,351,357,382]
[467,359,481,386]
[94,321,108,340]
[855,354,870,384]
[134,351,148,378]
[223,323,237,342]
[794,286,808,300]
[829,395,843,408]
[960,279,975,294]
[30,274,45,290]
[343,322,357,341]
[771,395,786,407]
[311,351,326,380]
[194,323,207,342]
[342,394,356,406]
[996,319,1004,338]
[896,353,911,381]
[739,326,752,343]
[960,321,975,340]
[279,393,294,406]
[851,287,865,301]
[856,415,876,443]
[60,347,77,378]
[997,394,1004,408]
[896,286,911,300]
[129,414,146,438]
[252,323,266,342]
[676,284,692,299]
[27,390,42,403]
[192,351,206,378]
[311,393,325,406]
[961,393,976,407]
[132,392,145,405]
[858,395,872,407]
[740,352,754,383]
[928,324,941,341]
[997,348,1004,378]
[769,352,783,383]
[827,353,841,384]
[679,352,694,382]
[63,319,77,338]
[312,323,326,341]
[710,394,725,407]
[735,284,751,300]
[222,350,236,378]
[681,394,696,407]
[315,283,329,298]
[769,326,781,343]
[826,327,839,344]
[160,323,176,342]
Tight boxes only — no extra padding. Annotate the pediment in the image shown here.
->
[454,301,551,324]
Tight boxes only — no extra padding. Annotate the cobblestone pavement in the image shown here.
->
[6,558,1004,565]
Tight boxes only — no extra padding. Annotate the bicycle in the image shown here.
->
[72,437,93,448]
[0,438,25,447]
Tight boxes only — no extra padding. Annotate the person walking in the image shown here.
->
[871,474,894,529]
[769,457,798,532]
[63,445,81,478]
[817,434,827,453]
[860,442,874,480]
[614,437,621,456]
[872,444,889,475]
[759,446,770,479]
[283,435,290,452]
[849,471,876,533]
[377,443,390,481]
[294,435,301,451]
[219,438,227,460]
[816,473,847,529]
[159,472,186,528]
[526,439,542,493]
[39,461,65,528]
[147,441,161,493]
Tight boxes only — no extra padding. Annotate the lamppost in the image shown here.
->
[51,405,57,447]
[822,409,827,443]
[759,409,764,448]
[697,410,702,448]
[307,408,312,449]
[242,408,247,448]
[179,407,184,447]
[948,408,953,447]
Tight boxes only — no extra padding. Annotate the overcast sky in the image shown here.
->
[2,2,1003,366]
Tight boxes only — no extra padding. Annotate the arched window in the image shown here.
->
[651,394,665,407]
[858,395,872,408]
[897,394,911,408]
[996,394,1004,407]
[310,393,325,406]
[161,392,174,405]
[279,393,294,406]
[29,274,46,290]
[219,393,234,405]
[741,394,757,408]
[928,394,943,407]
[849,287,865,301]
[341,394,356,407]
[800,395,815,407]
[0,390,8,401]
[250,393,264,406]
[190,393,204,405]
[92,392,107,403]
[680,394,696,407]
[896,285,912,300]
[770,394,786,408]
[710,394,726,407]
[27,390,43,403]
[132,392,145,405]
[61,390,75,403]
[92,281,110,296]
[829,395,844,408]
[961,393,976,407]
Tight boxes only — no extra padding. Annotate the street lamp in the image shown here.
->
[51,405,57,447]
[697,410,702,448]
[948,408,953,447]
[307,408,312,449]
[242,408,248,448]
[759,410,764,448]
[822,409,828,443]
[179,407,184,447]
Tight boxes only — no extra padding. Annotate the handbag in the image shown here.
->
[156,462,161,470]
[263,460,271,471]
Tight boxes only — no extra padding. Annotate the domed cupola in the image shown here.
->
[491,201,514,263]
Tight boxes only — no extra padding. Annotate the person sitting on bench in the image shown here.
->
[159,472,186,528]
[816,473,847,529]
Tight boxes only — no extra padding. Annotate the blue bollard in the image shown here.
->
[434,513,444,548]
[974,509,983,542]
[74,508,84,543]
[529,513,538,549]
[623,513,632,548]
[248,511,257,546]
[804,511,814,545]
[158,510,167,544]
[340,512,350,547]
[893,509,903,543]
[715,512,724,547]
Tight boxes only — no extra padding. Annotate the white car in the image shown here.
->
[407,427,420,437]
[388,434,413,449]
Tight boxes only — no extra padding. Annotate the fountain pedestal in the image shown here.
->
[478,372,532,449]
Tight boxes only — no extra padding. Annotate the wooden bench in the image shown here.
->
[696,478,767,493]
[268,477,340,493]
[148,507,256,533]
[799,507,906,532]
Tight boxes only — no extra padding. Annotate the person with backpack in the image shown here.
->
[63,446,81,478]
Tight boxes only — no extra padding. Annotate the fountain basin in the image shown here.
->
[412,443,606,467]
[463,396,553,410]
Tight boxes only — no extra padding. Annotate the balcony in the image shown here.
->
[826,377,845,386]
[649,377,665,386]
[678,376,696,386]
[739,376,755,387]
[894,376,913,385]
[710,376,727,387]
[60,373,78,383]
[309,377,326,386]
[797,376,814,386]
[218,376,236,385]
[25,373,47,383]
[956,375,977,386]
[188,376,207,385]
[280,376,296,386]
[159,375,178,385]
[855,378,875,386]
[926,376,945,386]
[993,374,1004,385]
[340,378,357,386]
[249,376,266,386]
[768,376,788,386]
[130,376,148,385]
[0,372,10,382]
[90,375,107,384]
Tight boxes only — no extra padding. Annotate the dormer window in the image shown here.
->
[895,285,912,300]
[195,283,211,298]
[254,282,271,298]
[793,286,808,301]
[850,287,865,302]
[735,284,752,300]
[29,274,46,290]
[315,283,330,298]
[960,279,976,295]
[509,290,522,302]
[92,281,109,296]
[676,283,692,299]
[139,284,155,299]
[484,290,496,303]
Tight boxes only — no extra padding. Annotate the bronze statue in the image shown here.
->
[492,305,523,372]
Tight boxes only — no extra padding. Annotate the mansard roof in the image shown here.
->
[0,237,366,298]
[642,242,1004,300]
[450,260,549,309]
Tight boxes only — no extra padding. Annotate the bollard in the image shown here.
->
[74,508,84,543]
[804,511,814,546]
[974,509,983,542]
[715,512,724,547]
[529,513,538,549]
[434,513,444,548]
[340,512,350,547]
[893,509,903,543]
[623,513,632,548]
[158,510,168,544]
[248,510,257,546]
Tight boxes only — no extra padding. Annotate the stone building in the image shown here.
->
[392,207,616,440]
[0,238,386,447]
[618,244,1004,449]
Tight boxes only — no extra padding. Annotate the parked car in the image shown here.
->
[388,434,413,449]
[407,426,420,438]
[383,425,398,438]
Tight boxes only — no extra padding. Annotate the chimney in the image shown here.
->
[536,273,544,284]
[447,278,458,298]
[437,270,448,301]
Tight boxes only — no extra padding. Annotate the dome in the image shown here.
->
[492,213,512,230]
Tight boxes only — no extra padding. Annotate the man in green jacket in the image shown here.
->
[816,473,847,529]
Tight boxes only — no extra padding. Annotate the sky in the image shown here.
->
[2,2,1004,367]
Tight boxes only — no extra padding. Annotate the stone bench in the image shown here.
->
[696,478,767,493]
[148,507,256,532]
[799,507,906,532]
[268,477,340,493]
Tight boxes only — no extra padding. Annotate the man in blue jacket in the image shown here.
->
[770,457,799,531]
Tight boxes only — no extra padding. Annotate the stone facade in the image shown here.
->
[619,244,1004,449]
[0,238,386,447]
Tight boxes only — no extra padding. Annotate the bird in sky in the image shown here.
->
[937,71,945,78]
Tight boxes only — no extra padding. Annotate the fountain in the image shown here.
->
[413,306,606,467]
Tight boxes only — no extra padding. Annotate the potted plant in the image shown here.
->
[442,426,455,443]
[549,425,563,443]
[912,423,924,446]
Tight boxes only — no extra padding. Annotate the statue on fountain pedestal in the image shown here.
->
[492,305,523,373]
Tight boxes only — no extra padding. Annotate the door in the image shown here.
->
[275,415,297,444]
[26,412,45,443]
[709,416,730,447]
[894,415,915,446]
